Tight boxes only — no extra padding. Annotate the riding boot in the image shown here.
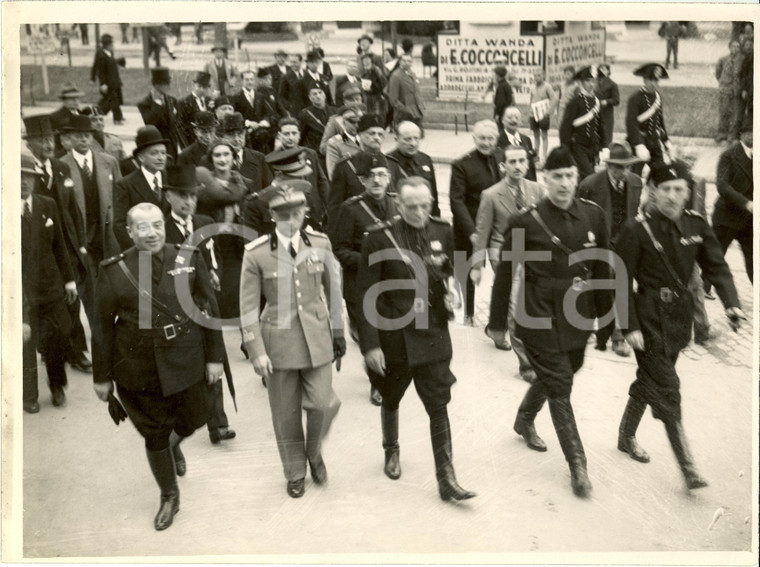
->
[617,397,650,463]
[169,431,186,476]
[146,447,180,531]
[381,407,401,480]
[664,420,708,489]
[513,382,548,452]
[430,409,476,501]
[548,397,593,498]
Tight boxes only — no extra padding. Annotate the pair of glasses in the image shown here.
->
[366,171,390,179]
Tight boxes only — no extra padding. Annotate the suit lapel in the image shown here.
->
[30,194,42,255]
[735,143,752,182]
[65,155,87,228]
[133,169,160,205]
[93,153,115,219]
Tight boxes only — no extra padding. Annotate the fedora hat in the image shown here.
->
[133,125,170,157]
[58,83,84,99]
[21,153,43,177]
[62,115,96,133]
[605,142,641,165]
[23,114,54,139]
[164,165,201,194]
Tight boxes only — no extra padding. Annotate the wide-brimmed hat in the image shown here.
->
[133,125,170,157]
[62,115,96,133]
[21,154,43,176]
[218,112,245,133]
[164,165,201,194]
[260,179,311,211]
[151,67,171,86]
[23,114,55,139]
[605,142,641,165]
[58,83,84,99]
[266,147,313,177]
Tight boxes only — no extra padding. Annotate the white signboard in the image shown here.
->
[436,32,543,104]
[544,29,606,87]
[25,24,58,55]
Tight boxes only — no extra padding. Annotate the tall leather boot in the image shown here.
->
[617,397,650,463]
[664,420,708,489]
[548,397,593,498]
[430,409,476,501]
[146,447,180,531]
[381,407,401,480]
[169,431,186,476]
[513,382,547,452]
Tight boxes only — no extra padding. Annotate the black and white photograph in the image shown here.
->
[1,2,757,563]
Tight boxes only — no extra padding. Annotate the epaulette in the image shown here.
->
[684,209,705,220]
[304,225,328,239]
[244,233,269,251]
[579,198,603,211]
[343,194,364,207]
[367,219,394,233]
[429,216,450,225]
[101,251,126,267]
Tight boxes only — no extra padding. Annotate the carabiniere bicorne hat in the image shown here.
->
[164,165,201,195]
[260,179,311,211]
[572,65,598,82]
[62,114,97,133]
[133,125,171,157]
[265,147,313,177]
[633,63,669,81]
[605,142,641,166]
[22,114,55,139]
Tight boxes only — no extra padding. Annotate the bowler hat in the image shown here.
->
[544,146,577,170]
[164,165,201,194]
[260,179,311,211]
[358,113,385,133]
[192,110,216,129]
[133,125,170,157]
[572,65,598,82]
[266,147,313,177]
[257,67,271,78]
[21,153,43,177]
[151,67,171,86]
[218,112,245,133]
[358,34,374,45]
[633,63,669,81]
[23,114,54,139]
[306,50,321,63]
[354,151,389,177]
[215,95,233,109]
[605,142,640,165]
[648,160,690,186]
[62,115,96,133]
[58,83,84,99]
[211,43,228,54]
[193,71,212,88]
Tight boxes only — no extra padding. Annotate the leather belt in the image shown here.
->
[638,285,681,303]
[527,275,588,291]
[121,318,192,339]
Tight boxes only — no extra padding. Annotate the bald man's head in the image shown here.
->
[395,121,422,155]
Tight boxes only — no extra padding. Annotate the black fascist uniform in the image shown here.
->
[488,148,613,498]
[626,63,671,173]
[92,243,225,528]
[559,66,606,182]
[614,162,741,489]
[357,214,476,501]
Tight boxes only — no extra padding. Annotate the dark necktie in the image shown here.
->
[153,176,162,202]
[42,165,51,189]
[514,184,525,211]
[22,202,31,243]
[289,243,297,259]
[151,253,163,286]
[82,158,92,180]
[486,155,498,184]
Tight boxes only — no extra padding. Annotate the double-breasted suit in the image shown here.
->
[240,227,342,482]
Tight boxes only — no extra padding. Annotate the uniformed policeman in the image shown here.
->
[626,63,674,172]
[615,161,746,489]
[487,147,613,498]
[357,176,476,502]
[330,152,398,406]
[559,65,608,181]
[92,202,225,531]
[239,180,345,498]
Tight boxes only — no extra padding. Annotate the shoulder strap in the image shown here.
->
[529,209,574,256]
[357,199,382,225]
[117,260,183,322]
[639,219,687,290]
[637,92,662,123]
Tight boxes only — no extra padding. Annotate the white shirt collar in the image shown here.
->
[740,141,752,159]
[141,166,161,188]
[72,149,93,168]
[275,229,301,254]
[505,129,520,144]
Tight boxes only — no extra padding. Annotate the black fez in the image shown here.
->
[648,161,691,186]
[354,151,389,177]
[358,114,385,133]
[544,146,577,170]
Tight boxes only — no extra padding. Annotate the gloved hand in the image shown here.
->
[726,307,747,332]
[635,144,651,162]
[333,336,347,360]
[599,147,610,162]
[107,392,128,425]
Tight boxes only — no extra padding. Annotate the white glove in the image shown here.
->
[635,144,651,162]
[599,147,610,162]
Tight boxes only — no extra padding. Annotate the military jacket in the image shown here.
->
[626,88,669,155]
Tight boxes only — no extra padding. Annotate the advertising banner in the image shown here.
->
[544,28,606,87]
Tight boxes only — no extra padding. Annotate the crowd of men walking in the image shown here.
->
[20,28,752,532]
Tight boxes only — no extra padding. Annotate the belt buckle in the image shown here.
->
[572,277,584,292]
[660,287,673,303]
[163,323,177,340]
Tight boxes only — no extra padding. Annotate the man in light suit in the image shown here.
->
[59,115,121,325]
[387,54,424,127]
[497,106,538,181]
[471,145,544,383]
[204,44,238,97]
[240,180,345,499]
[578,142,643,356]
